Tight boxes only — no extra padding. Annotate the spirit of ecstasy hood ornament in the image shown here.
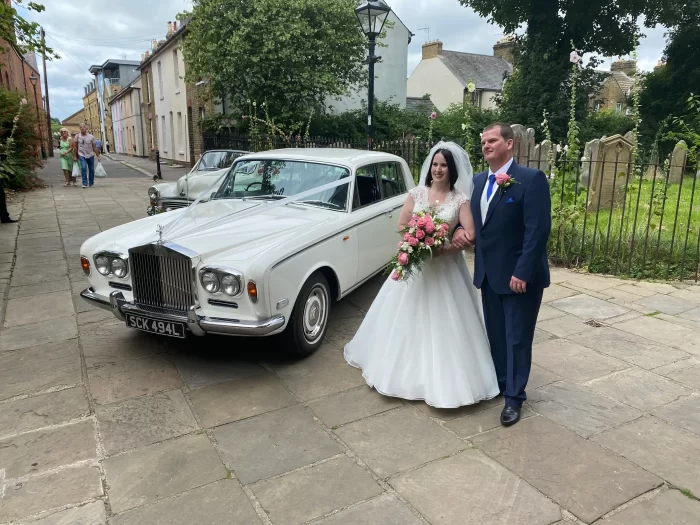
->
[156,224,164,244]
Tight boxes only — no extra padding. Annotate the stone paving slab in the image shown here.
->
[104,433,227,513]
[170,350,265,390]
[551,294,630,320]
[593,417,700,496]
[108,480,262,525]
[21,500,107,525]
[474,417,662,523]
[7,277,71,299]
[536,314,597,337]
[187,373,297,428]
[0,386,89,438]
[652,396,700,437]
[312,493,424,525]
[214,405,344,485]
[0,316,78,352]
[600,490,700,524]
[614,316,700,355]
[532,339,629,383]
[96,390,199,456]
[0,419,96,478]
[586,368,691,410]
[4,290,74,328]
[251,456,383,525]
[392,449,562,525]
[445,405,535,438]
[632,294,697,315]
[528,381,641,437]
[307,386,404,428]
[0,466,102,523]
[335,407,466,479]
[0,340,82,401]
[87,354,182,406]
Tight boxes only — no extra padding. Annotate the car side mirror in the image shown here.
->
[210,192,216,201]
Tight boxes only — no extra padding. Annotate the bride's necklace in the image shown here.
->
[429,188,449,206]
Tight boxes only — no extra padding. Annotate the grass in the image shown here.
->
[679,488,696,500]
[550,174,700,281]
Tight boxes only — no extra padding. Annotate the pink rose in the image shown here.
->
[425,221,435,234]
[398,241,404,249]
[408,219,417,228]
[437,228,447,238]
[415,229,425,240]
[398,252,409,266]
[441,222,449,231]
[403,233,410,241]
[391,271,400,281]
[495,172,511,186]
[408,236,419,247]
[425,236,435,247]
[417,217,427,228]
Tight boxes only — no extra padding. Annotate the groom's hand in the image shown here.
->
[452,229,472,249]
[510,276,527,294]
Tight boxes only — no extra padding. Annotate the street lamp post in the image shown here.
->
[29,73,46,160]
[355,0,391,151]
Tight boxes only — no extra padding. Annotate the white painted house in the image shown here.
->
[326,10,412,112]
[139,21,190,166]
[407,39,513,112]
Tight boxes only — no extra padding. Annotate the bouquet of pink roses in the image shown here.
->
[388,209,450,281]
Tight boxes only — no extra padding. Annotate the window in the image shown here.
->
[157,61,164,99]
[378,163,407,199]
[199,107,205,120]
[161,115,166,152]
[594,101,602,112]
[132,126,136,151]
[173,50,180,89]
[616,102,624,112]
[177,112,183,152]
[353,165,381,209]
[144,72,150,103]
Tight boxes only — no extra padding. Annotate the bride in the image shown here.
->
[344,142,499,408]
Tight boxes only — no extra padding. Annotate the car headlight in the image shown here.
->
[201,271,220,293]
[148,187,159,201]
[93,253,129,278]
[95,255,111,276]
[111,258,128,278]
[221,274,241,296]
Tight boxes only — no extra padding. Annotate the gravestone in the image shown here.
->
[587,134,634,211]
[580,139,601,188]
[668,141,688,184]
[530,139,554,173]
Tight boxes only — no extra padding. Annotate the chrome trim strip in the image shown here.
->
[208,299,239,309]
[340,266,386,298]
[80,288,283,337]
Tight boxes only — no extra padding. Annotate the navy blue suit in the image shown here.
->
[471,160,551,407]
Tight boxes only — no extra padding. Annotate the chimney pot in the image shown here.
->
[611,59,637,77]
[173,21,178,32]
[422,40,443,60]
[493,36,515,64]
[167,21,173,35]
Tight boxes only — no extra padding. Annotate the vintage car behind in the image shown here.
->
[81,149,414,355]
[148,149,247,214]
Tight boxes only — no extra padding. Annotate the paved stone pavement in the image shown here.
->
[104,153,188,182]
[1,160,700,524]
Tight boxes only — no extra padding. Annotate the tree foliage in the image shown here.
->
[458,0,677,140]
[180,0,367,125]
[0,1,57,62]
[0,88,43,189]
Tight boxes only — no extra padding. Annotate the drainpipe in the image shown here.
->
[137,88,146,157]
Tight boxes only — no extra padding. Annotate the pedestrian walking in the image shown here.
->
[96,138,102,154]
[59,128,77,187]
[76,123,101,188]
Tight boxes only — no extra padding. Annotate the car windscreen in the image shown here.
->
[197,151,244,171]
[214,159,350,210]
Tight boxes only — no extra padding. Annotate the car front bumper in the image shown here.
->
[80,288,285,337]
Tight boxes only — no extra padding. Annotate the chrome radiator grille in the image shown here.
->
[129,247,195,311]
[161,200,189,210]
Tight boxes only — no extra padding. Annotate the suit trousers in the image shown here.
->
[481,276,543,407]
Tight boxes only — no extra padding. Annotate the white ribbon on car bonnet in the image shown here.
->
[159,170,352,243]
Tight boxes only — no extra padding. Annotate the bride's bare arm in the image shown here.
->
[397,196,415,230]
[458,201,476,242]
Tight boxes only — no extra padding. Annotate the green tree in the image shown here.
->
[0,1,58,62]
[180,0,366,125]
[458,0,675,140]
[639,4,700,152]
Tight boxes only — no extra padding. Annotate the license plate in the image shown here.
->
[125,313,186,338]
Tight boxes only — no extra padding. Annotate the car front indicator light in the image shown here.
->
[247,281,258,303]
[80,256,90,276]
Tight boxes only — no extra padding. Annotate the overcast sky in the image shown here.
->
[20,0,667,121]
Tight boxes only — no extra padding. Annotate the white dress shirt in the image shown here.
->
[481,157,514,224]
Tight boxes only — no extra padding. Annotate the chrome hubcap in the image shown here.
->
[303,284,328,343]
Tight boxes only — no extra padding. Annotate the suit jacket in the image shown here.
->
[471,161,551,295]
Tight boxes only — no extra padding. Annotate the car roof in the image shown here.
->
[235,148,405,167]
[203,149,248,154]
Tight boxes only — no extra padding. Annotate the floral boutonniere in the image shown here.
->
[495,172,519,194]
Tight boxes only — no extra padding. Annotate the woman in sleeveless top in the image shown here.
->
[58,128,77,187]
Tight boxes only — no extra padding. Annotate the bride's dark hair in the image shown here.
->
[425,148,459,190]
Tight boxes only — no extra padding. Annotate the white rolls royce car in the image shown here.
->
[148,149,248,214]
[81,148,414,355]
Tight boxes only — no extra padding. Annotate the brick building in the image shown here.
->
[590,59,636,114]
[82,82,101,140]
[138,53,159,161]
[186,79,217,162]
[0,32,48,155]
[61,107,86,134]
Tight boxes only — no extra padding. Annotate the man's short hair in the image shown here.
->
[484,122,514,142]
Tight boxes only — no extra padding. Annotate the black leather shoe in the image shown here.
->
[500,405,521,427]
[1,218,18,223]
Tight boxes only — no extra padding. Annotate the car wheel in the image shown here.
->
[285,272,331,357]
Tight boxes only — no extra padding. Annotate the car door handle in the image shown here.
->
[385,211,393,218]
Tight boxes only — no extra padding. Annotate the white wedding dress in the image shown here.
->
[344,185,500,408]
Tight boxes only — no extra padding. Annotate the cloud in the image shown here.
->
[25,0,666,120]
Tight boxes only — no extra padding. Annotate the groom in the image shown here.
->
[454,123,551,426]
